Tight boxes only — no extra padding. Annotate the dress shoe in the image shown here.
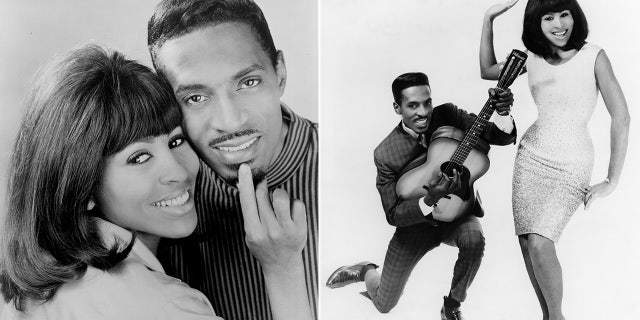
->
[325,262,378,289]
[440,296,464,320]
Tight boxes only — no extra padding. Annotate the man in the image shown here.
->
[147,1,317,319]
[326,72,516,320]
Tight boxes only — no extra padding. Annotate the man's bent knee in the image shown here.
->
[458,229,485,253]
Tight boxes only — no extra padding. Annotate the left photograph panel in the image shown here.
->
[0,1,318,319]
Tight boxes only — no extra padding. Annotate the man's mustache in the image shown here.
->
[209,129,261,146]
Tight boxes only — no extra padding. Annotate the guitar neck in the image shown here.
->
[449,99,495,166]
[447,49,526,167]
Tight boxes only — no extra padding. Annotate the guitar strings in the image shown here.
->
[442,53,524,176]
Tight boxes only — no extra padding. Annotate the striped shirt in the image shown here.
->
[157,105,318,320]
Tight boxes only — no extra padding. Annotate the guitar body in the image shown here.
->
[396,49,527,222]
[396,126,491,222]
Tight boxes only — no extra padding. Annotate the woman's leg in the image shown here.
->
[526,233,564,320]
[518,234,549,320]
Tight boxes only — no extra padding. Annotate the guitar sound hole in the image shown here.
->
[439,161,471,201]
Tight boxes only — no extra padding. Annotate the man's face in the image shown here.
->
[156,22,287,184]
[394,85,433,134]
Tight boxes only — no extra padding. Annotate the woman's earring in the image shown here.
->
[87,200,96,211]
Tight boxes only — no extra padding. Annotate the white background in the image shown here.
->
[320,0,639,319]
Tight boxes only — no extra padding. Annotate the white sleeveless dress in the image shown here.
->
[512,43,602,242]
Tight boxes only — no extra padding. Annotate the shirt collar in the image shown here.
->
[401,120,421,139]
[265,103,315,187]
[95,218,165,273]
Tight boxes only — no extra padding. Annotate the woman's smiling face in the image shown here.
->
[540,10,575,49]
[95,126,199,248]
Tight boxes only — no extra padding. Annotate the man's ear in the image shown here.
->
[393,102,401,115]
[275,50,287,96]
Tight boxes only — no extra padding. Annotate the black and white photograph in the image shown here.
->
[321,0,638,319]
[1,0,638,319]
[0,0,317,319]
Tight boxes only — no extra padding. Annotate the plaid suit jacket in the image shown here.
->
[374,103,516,229]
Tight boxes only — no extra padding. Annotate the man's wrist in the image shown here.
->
[422,194,439,207]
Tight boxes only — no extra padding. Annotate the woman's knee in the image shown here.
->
[526,234,555,257]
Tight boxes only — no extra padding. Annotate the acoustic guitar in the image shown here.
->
[396,49,527,222]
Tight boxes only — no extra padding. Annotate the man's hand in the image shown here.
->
[423,169,464,206]
[489,87,513,116]
[237,163,307,271]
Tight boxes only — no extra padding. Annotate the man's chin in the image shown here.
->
[221,162,267,187]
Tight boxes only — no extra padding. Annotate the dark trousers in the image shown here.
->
[367,215,485,313]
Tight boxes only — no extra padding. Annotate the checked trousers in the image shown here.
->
[366,215,485,313]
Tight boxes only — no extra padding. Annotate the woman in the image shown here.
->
[0,44,311,320]
[479,0,630,319]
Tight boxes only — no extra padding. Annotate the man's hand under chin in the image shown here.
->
[237,163,307,271]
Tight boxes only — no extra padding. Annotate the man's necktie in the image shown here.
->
[418,134,428,148]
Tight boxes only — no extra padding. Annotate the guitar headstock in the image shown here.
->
[497,49,527,89]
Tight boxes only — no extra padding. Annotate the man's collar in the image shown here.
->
[265,103,315,187]
[401,120,420,139]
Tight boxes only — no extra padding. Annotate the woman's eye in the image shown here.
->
[169,135,186,149]
[128,152,151,164]
[240,78,261,89]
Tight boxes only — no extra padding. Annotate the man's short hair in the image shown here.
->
[147,0,278,71]
[391,72,430,104]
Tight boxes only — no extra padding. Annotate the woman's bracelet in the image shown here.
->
[604,177,617,186]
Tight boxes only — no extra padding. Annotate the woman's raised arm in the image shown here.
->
[480,0,520,80]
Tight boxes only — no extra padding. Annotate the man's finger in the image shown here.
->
[238,163,261,232]
[255,179,277,227]
[291,199,307,232]
[272,188,293,226]
[441,173,453,190]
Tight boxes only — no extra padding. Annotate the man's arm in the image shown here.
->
[450,91,517,146]
[375,156,432,228]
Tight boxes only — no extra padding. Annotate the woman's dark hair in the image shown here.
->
[522,0,589,59]
[0,44,182,311]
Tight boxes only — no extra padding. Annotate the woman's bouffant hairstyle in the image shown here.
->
[0,44,182,311]
[522,0,589,59]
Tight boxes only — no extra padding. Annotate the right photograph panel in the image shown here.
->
[320,1,640,319]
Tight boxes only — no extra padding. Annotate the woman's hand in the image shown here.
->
[237,163,307,271]
[584,180,616,210]
[485,0,519,21]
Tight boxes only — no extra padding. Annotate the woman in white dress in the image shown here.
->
[479,0,630,319]
[0,44,311,320]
